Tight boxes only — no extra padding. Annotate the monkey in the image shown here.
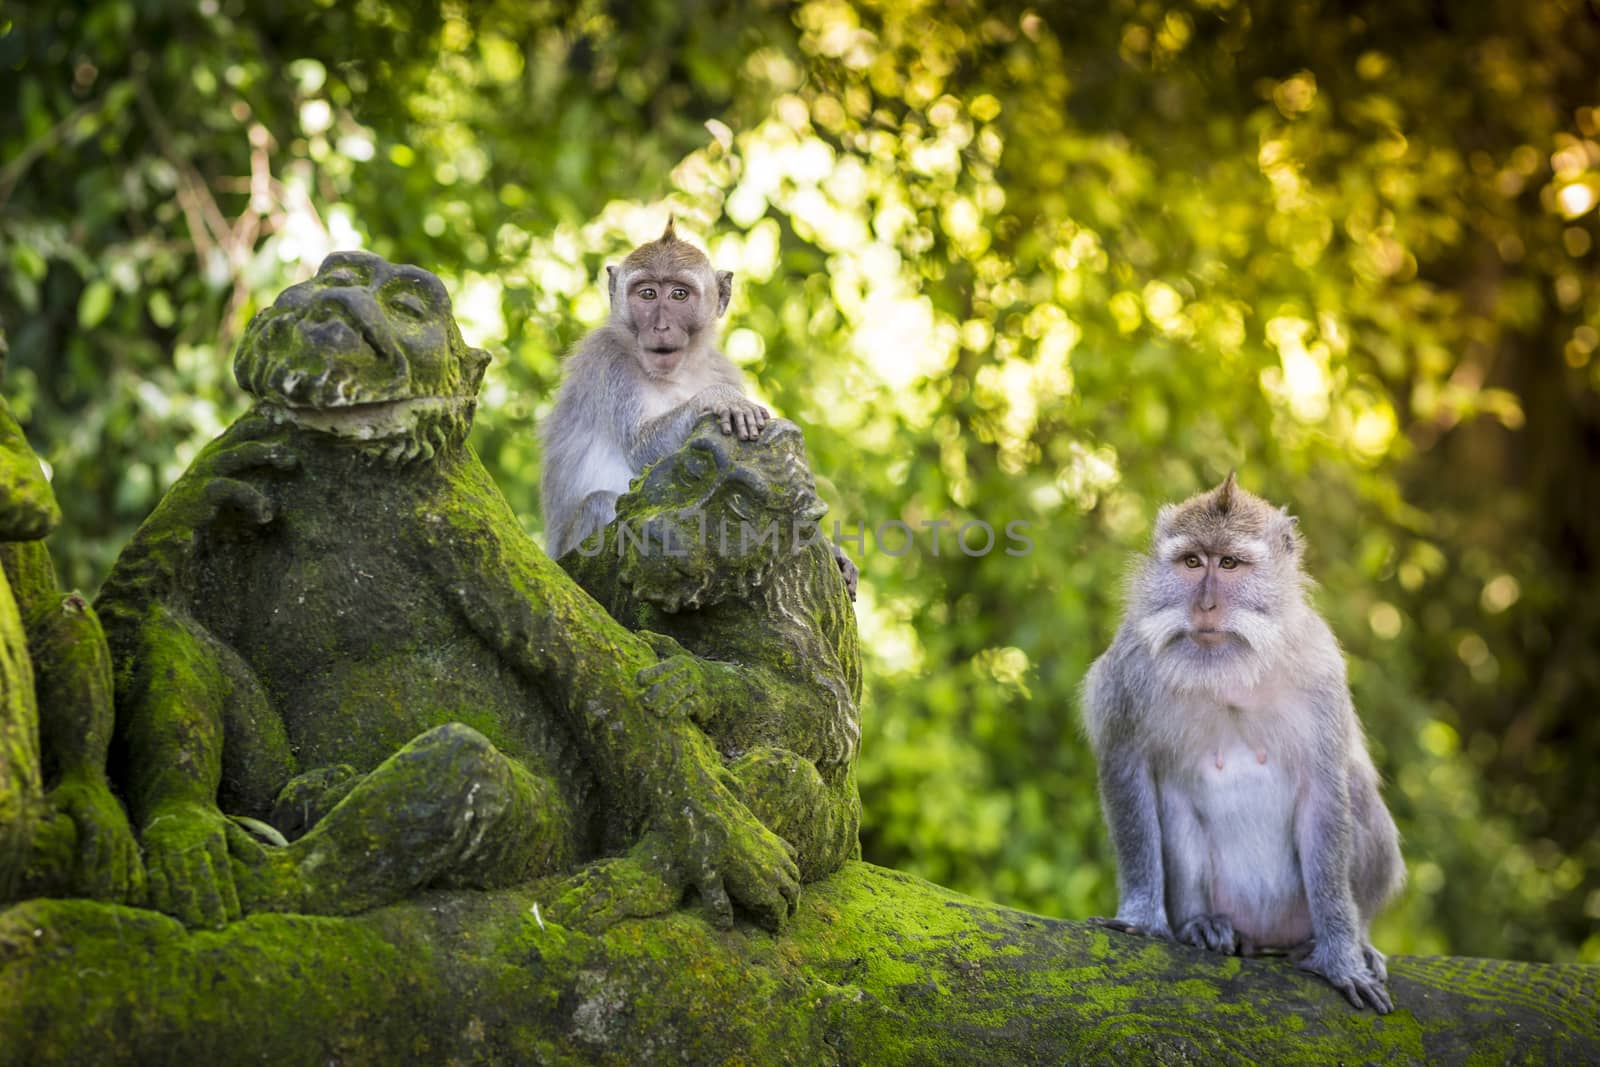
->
[1079,472,1404,1013]
[539,219,772,560]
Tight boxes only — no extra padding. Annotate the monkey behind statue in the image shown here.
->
[1080,473,1404,1013]
[539,220,771,560]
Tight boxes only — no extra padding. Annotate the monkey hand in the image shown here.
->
[1292,938,1394,1014]
[831,542,859,601]
[1175,913,1238,954]
[46,772,146,904]
[140,800,243,928]
[694,386,770,441]
[656,777,801,933]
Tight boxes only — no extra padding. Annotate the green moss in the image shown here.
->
[0,858,1541,1066]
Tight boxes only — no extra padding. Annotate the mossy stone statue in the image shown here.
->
[93,252,807,930]
[0,336,143,906]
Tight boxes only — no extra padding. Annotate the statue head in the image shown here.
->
[610,416,828,612]
[234,252,490,463]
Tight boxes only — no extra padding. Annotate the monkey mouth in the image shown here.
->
[1188,629,1232,649]
[261,394,472,440]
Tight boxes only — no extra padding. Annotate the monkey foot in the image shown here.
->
[1090,915,1173,940]
[1292,939,1395,1014]
[1176,913,1238,954]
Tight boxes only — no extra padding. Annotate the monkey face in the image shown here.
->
[623,273,712,376]
[608,229,733,378]
[1134,476,1305,688]
[612,418,825,611]
[233,252,489,448]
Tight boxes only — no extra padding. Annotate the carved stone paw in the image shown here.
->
[140,802,243,928]
[1176,913,1238,954]
[183,425,302,539]
[46,774,145,904]
[542,839,682,933]
[637,655,705,720]
[660,781,801,932]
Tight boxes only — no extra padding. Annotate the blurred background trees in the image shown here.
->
[2,0,1596,962]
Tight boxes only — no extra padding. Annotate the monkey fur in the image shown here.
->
[540,220,769,559]
[1080,473,1404,1013]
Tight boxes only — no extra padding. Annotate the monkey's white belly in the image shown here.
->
[1176,740,1311,947]
[573,441,636,499]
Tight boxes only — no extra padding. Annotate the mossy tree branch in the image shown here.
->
[2,862,1596,1065]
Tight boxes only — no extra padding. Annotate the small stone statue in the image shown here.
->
[551,416,863,927]
[0,333,143,905]
[96,253,803,929]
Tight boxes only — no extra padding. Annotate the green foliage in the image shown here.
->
[2,0,1597,962]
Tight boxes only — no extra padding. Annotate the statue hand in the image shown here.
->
[658,778,801,932]
[543,832,683,933]
[47,773,145,904]
[141,801,242,928]
[160,420,300,538]
[636,635,713,724]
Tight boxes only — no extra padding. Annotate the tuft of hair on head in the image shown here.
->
[662,214,678,242]
[1214,470,1238,515]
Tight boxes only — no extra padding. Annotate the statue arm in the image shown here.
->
[422,457,803,930]
[111,604,240,925]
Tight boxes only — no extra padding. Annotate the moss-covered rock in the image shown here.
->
[2,860,1595,1065]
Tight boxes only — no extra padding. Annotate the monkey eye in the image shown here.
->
[1183,554,1202,569]
[1219,555,1239,569]
[638,287,657,301]
[670,287,690,301]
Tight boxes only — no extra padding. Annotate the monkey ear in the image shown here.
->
[1278,509,1303,557]
[1153,502,1177,538]
[606,265,619,305]
[715,270,733,316]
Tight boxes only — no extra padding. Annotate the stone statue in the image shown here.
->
[551,415,862,926]
[94,252,805,929]
[0,334,143,905]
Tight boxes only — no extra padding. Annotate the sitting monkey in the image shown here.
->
[1081,474,1404,1013]
[539,220,770,559]
[539,221,860,597]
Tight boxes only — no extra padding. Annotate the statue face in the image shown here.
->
[613,419,827,612]
[233,252,489,447]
